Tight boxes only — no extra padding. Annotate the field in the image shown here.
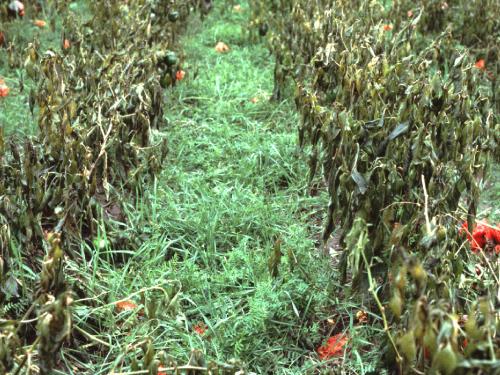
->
[0,1,498,374]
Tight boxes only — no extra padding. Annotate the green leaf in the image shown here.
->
[453,53,466,67]
[3,276,19,298]
[351,170,368,194]
[388,122,409,141]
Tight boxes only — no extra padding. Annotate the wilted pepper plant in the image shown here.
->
[250,0,498,373]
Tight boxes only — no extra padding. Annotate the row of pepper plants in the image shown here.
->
[0,1,200,373]
[251,0,498,373]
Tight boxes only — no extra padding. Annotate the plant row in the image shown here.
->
[251,0,499,373]
[0,1,199,373]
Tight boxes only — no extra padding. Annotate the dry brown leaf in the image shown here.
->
[356,310,368,324]
[115,300,141,314]
[215,41,230,53]
[33,19,47,28]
